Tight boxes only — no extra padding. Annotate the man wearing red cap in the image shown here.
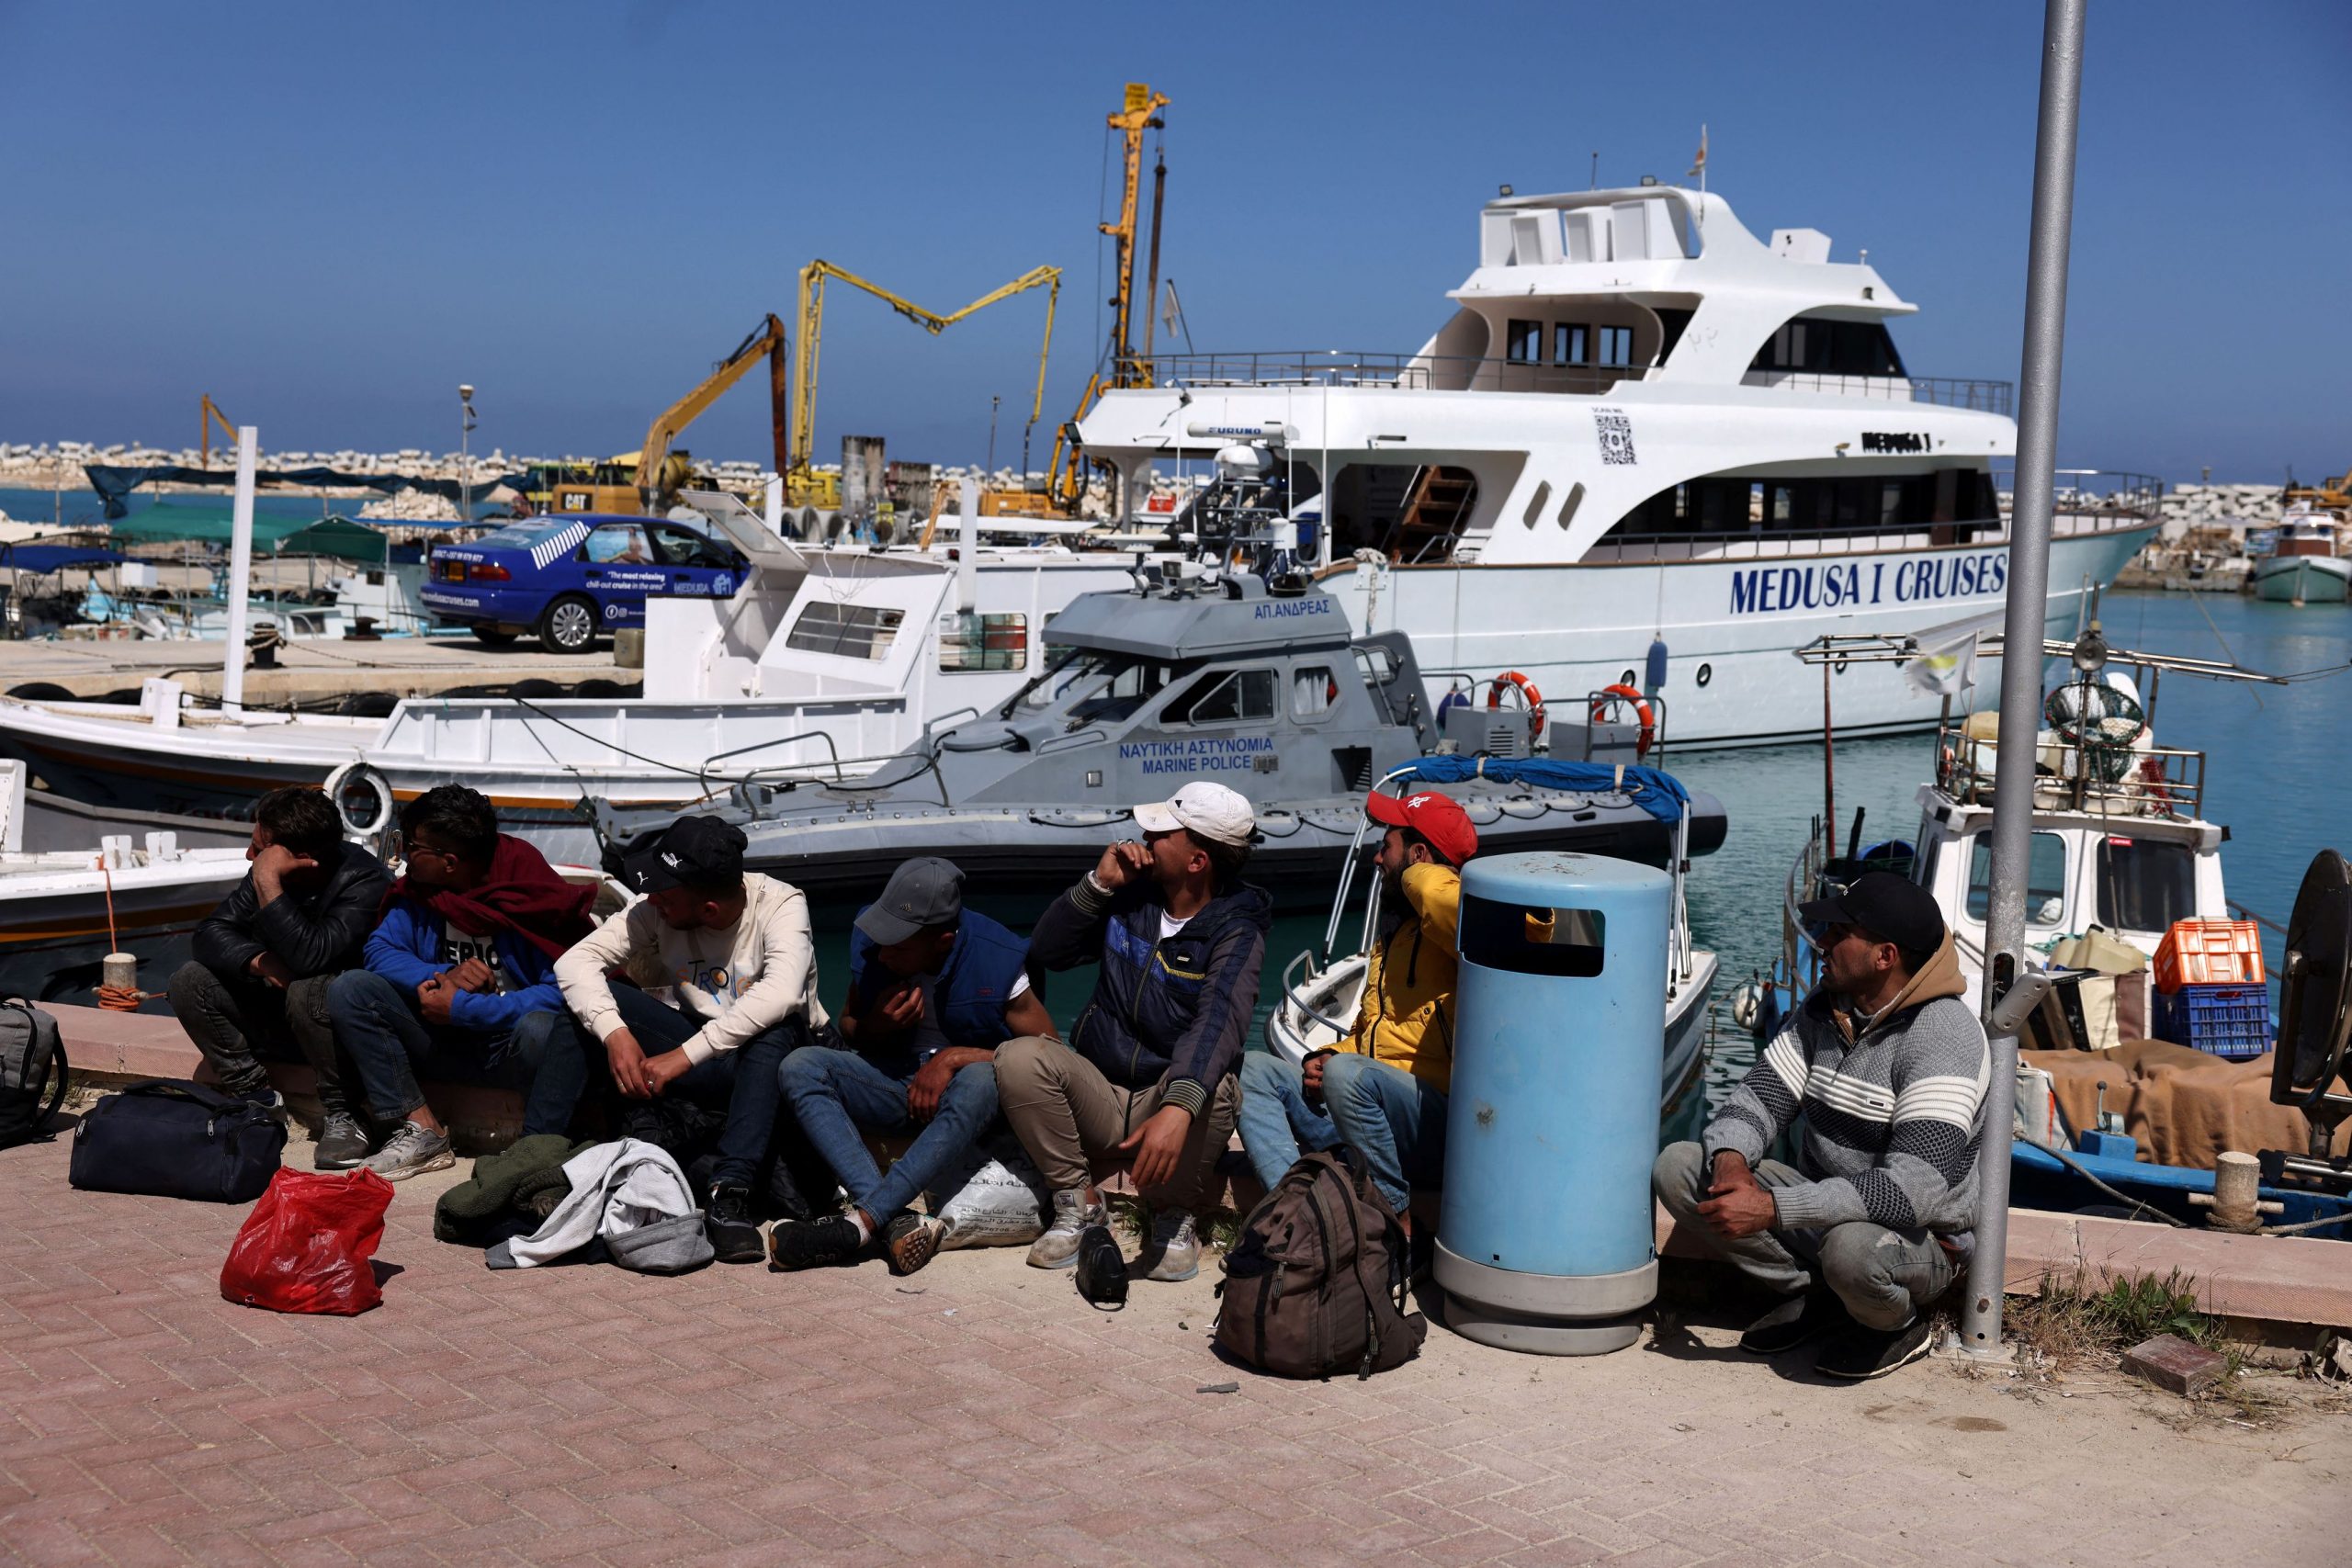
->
[1238,789,1476,1223]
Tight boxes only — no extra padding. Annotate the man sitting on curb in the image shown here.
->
[170,785,391,1169]
[995,781,1272,1283]
[1654,872,1989,1381]
[1238,789,1472,1227]
[329,785,594,1180]
[768,857,1053,1276]
[538,815,828,1264]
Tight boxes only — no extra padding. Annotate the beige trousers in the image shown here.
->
[992,1034,1238,1213]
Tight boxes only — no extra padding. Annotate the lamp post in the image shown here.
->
[458,384,478,523]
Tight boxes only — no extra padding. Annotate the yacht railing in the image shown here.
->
[1935,716,2206,818]
[1147,350,2012,412]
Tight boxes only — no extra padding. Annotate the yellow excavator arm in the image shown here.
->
[638,313,790,513]
[786,260,1060,504]
[200,393,238,468]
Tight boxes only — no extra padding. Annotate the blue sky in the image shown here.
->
[2,0,2344,484]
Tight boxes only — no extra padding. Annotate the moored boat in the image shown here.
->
[2249,505,2349,605]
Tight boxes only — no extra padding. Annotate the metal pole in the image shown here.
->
[1960,0,2086,1359]
[1821,658,1837,863]
[220,426,258,713]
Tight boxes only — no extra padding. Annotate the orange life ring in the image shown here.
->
[1486,671,1546,744]
[1589,682,1656,759]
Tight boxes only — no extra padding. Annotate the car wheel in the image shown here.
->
[470,624,519,648]
[538,595,598,655]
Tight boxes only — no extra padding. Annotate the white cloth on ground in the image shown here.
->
[485,1138,711,1273]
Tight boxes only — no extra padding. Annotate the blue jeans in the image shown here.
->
[327,968,561,1125]
[1238,1050,1447,1213]
[780,1045,1001,1224]
[526,984,808,1189]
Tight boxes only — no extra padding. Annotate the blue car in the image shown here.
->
[421,514,748,653]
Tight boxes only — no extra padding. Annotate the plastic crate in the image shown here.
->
[2151,982,2271,1059]
[2152,919,2265,992]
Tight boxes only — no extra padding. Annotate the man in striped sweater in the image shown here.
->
[1655,872,1989,1380]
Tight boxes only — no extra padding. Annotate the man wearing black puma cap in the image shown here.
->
[1655,872,1989,1381]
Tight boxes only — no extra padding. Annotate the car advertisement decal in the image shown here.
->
[529,522,592,570]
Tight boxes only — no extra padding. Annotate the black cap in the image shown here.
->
[1798,870,1945,954]
[623,815,747,895]
[854,857,966,946]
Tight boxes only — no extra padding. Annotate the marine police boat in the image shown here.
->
[592,558,1725,908]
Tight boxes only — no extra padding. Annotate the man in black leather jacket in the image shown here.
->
[168,786,390,1168]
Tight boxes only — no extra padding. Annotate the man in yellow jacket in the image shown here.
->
[1237,790,1475,1221]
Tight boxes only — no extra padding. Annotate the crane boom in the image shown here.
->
[786,260,1061,503]
[200,394,238,468]
[637,313,790,513]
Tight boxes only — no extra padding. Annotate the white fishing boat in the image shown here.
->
[0,501,1146,864]
[1073,183,2161,747]
[2250,506,2349,605]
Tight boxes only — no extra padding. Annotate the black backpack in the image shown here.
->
[1215,1145,1428,1380]
[0,997,69,1150]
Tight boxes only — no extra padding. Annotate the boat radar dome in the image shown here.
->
[1215,442,1275,477]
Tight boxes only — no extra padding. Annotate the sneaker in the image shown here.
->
[236,1085,288,1122]
[707,1184,765,1265]
[1134,1210,1200,1283]
[1027,1188,1106,1270]
[362,1120,455,1181]
[312,1112,370,1171]
[1816,1316,1935,1381]
[884,1213,944,1277]
[766,1215,866,1272]
[1738,1292,1852,1356]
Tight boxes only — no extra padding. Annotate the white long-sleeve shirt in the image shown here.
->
[555,872,828,1066]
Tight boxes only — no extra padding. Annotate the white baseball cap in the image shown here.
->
[1133,780,1257,847]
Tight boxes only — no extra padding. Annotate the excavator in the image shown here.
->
[551,314,791,515]
[2284,467,2352,511]
[199,394,238,467]
[785,261,1061,513]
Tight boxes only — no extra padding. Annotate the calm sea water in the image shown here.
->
[0,486,356,532]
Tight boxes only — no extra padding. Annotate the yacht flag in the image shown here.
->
[1904,614,1995,698]
[1689,125,1707,192]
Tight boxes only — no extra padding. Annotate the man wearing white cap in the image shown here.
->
[994,780,1272,1284]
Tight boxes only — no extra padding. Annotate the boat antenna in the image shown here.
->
[1589,152,1598,190]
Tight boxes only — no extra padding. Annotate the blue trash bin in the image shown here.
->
[1434,852,1670,1355]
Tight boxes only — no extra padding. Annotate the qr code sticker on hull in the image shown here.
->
[1593,409,1637,466]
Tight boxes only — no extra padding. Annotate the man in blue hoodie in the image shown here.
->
[994,781,1272,1283]
[328,785,594,1179]
[766,857,1055,1277]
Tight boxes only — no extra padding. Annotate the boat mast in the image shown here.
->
[1961,0,2086,1361]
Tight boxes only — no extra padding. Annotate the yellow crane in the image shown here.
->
[2284,466,2352,511]
[785,260,1062,510]
[1038,82,1168,517]
[200,394,238,467]
[543,315,791,515]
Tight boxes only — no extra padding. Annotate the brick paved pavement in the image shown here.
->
[4,1129,2347,1567]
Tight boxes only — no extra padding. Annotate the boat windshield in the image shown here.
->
[1001,648,1181,730]
[2093,835,2199,932]
[1966,831,2067,928]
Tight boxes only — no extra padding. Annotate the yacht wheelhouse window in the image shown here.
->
[785,602,904,660]
[1506,320,1544,364]
[1165,667,1276,726]
[2094,836,2198,932]
[1966,831,2067,926]
[1750,316,1908,378]
[1598,326,1634,367]
[937,611,1028,672]
[1554,323,1589,367]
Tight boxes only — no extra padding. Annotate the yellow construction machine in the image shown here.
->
[199,394,239,467]
[784,261,1061,513]
[2284,467,2352,511]
[550,313,791,515]
[1032,82,1169,519]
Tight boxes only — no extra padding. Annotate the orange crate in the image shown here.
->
[2153,919,2264,992]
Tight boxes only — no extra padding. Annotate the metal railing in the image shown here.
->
[1144,349,2013,412]
[1935,716,2205,817]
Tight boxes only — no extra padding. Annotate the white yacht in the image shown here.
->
[1074,185,2161,747]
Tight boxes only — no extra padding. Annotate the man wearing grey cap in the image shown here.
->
[995,780,1272,1284]
[768,857,1053,1276]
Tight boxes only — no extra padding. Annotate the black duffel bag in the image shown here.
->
[69,1080,286,1203]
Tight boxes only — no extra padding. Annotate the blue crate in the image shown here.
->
[2152,982,2272,1060]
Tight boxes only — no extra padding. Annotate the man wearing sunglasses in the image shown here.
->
[1654,871,1989,1380]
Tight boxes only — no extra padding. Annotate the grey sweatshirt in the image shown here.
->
[1703,933,1990,1235]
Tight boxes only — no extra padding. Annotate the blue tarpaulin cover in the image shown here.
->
[86,463,524,521]
[1387,753,1691,824]
[0,542,126,572]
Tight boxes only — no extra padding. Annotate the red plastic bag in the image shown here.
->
[220,1167,394,1315]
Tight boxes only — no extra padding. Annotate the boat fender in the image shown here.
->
[1589,683,1656,759]
[323,761,396,842]
[1486,671,1546,744]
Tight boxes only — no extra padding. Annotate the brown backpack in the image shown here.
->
[1214,1145,1428,1379]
